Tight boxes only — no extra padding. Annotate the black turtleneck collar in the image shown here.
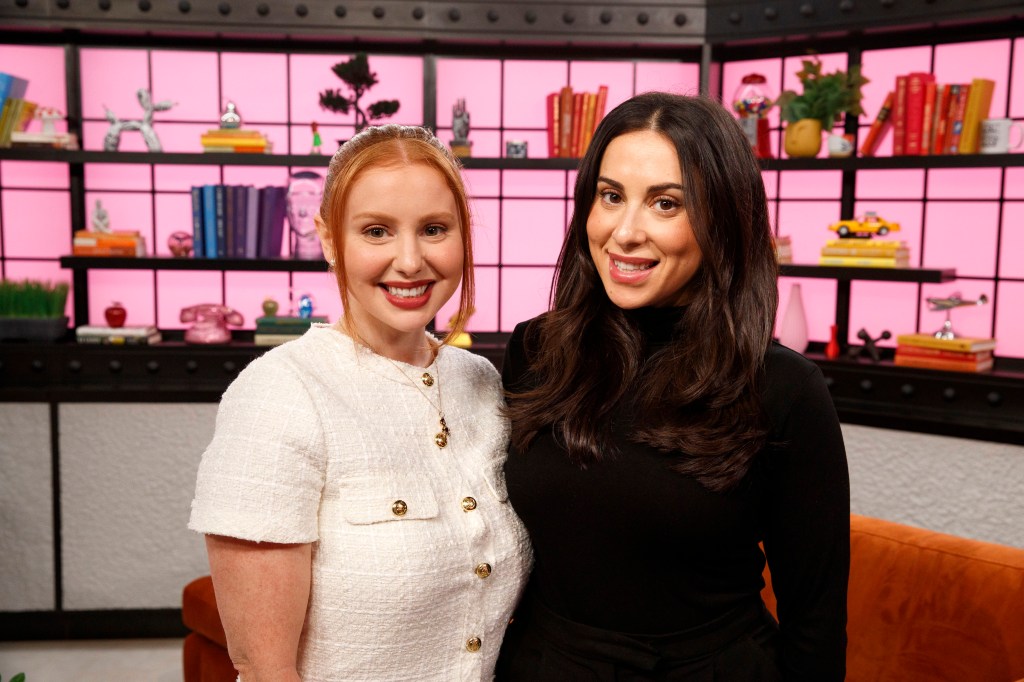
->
[625,305,686,348]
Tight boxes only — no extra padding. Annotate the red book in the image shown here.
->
[919,80,937,156]
[570,92,585,158]
[894,352,993,373]
[546,92,559,157]
[893,75,908,155]
[896,345,993,362]
[860,90,894,157]
[904,72,933,155]
[558,86,574,158]
[931,84,952,155]
[947,84,971,154]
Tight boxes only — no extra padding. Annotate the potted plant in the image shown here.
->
[776,56,868,157]
[0,279,70,341]
[318,53,400,136]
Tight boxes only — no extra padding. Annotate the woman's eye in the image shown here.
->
[601,190,622,204]
[424,224,447,237]
[655,198,679,211]
[365,226,387,239]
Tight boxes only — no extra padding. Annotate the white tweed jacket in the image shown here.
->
[189,325,532,682]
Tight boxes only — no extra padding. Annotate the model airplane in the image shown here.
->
[926,292,988,340]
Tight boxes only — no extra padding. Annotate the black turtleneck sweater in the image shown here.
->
[502,308,850,681]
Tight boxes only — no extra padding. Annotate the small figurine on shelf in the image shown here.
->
[220,101,242,129]
[262,296,280,317]
[38,106,64,136]
[311,121,323,154]
[287,171,325,260]
[733,74,774,159]
[297,294,315,319]
[102,88,176,152]
[927,292,988,340]
[450,98,472,158]
[847,328,891,363]
[168,231,193,258]
[91,199,111,233]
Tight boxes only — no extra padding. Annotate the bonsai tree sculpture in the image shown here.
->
[776,56,867,157]
[318,53,400,133]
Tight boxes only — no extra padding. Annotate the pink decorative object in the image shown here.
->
[180,304,244,344]
[168,231,194,257]
[778,283,809,353]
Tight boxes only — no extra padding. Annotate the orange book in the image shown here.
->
[892,75,908,155]
[569,92,585,158]
[958,77,996,154]
[931,85,951,155]
[594,85,609,130]
[579,92,597,155]
[860,91,894,157]
[894,352,993,373]
[919,81,937,156]
[895,345,992,362]
[558,87,573,158]
[946,84,971,154]
[904,72,933,155]
[546,92,559,157]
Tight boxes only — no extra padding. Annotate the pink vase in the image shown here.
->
[779,283,809,353]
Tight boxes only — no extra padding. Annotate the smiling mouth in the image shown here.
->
[613,260,656,272]
[383,283,430,297]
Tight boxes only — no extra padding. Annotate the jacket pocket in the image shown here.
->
[340,475,440,524]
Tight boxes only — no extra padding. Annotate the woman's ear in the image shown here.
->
[315,212,334,264]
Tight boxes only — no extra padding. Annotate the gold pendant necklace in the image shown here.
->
[387,352,451,450]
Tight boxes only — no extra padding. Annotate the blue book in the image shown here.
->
[223,185,235,258]
[214,185,226,258]
[201,184,217,258]
[232,185,247,258]
[190,186,204,258]
[0,72,29,112]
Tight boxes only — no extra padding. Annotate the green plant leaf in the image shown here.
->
[318,90,353,114]
[12,673,28,682]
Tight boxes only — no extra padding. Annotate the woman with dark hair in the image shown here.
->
[497,93,849,680]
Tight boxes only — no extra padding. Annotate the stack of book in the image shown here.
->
[862,74,995,157]
[10,129,78,149]
[72,230,147,257]
[254,315,328,346]
[819,239,910,268]
[200,128,272,153]
[894,333,995,373]
[774,235,793,264]
[190,184,288,259]
[546,85,609,158]
[76,324,161,345]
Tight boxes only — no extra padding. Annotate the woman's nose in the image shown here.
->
[611,209,646,247]
[394,234,424,274]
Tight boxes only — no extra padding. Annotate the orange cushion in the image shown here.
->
[761,515,1024,681]
[183,631,237,682]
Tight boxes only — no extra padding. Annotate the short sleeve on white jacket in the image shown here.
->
[189,353,327,543]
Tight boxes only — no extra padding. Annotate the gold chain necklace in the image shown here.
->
[384,351,451,449]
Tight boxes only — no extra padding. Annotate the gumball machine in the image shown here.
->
[733,74,774,159]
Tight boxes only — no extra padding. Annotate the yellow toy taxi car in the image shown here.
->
[828,211,901,238]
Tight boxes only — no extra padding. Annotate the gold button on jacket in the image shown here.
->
[461,496,477,511]
[465,636,482,652]
[391,500,408,516]
[475,563,492,579]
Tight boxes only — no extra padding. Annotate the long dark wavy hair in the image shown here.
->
[506,93,779,492]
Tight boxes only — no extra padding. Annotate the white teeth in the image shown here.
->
[386,284,429,298]
[613,260,655,272]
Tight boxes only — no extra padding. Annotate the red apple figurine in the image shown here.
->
[105,301,126,328]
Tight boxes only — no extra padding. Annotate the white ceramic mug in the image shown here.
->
[980,118,1024,154]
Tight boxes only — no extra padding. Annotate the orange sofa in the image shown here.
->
[183,515,1024,681]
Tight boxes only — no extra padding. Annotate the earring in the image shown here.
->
[328,258,337,267]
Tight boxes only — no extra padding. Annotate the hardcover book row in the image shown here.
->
[189,184,288,259]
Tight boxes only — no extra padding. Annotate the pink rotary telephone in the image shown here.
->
[180,304,244,344]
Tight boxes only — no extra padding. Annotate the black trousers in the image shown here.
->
[495,594,783,682]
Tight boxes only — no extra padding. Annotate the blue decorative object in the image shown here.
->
[298,294,315,319]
